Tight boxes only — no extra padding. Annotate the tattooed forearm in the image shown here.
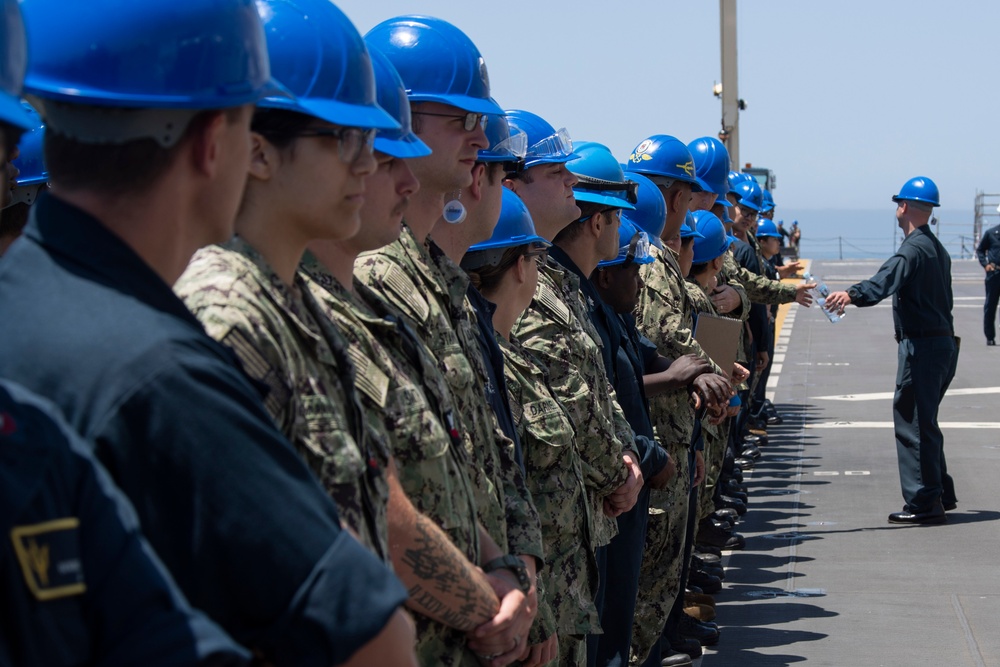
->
[395,512,499,631]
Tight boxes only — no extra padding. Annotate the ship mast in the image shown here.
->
[719,0,739,169]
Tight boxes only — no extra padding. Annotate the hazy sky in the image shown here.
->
[338,0,1000,211]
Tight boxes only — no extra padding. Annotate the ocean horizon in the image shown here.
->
[774,208,984,261]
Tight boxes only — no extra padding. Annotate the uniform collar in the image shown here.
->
[25,192,205,330]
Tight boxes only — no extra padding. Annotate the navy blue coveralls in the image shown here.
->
[847,225,958,514]
[548,247,670,667]
[975,223,1000,343]
[0,379,248,666]
[0,194,408,666]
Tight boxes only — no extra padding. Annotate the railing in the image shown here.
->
[797,222,976,260]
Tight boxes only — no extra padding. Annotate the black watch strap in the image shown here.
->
[482,555,531,593]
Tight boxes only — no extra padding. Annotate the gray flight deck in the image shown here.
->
[704,258,999,666]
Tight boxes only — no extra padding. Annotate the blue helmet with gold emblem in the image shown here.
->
[624,134,704,192]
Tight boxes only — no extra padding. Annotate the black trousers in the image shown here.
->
[893,336,959,513]
[984,272,1000,341]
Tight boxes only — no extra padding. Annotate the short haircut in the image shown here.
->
[689,260,711,278]
[909,200,934,213]
[554,201,605,245]
[251,108,315,154]
[45,106,242,196]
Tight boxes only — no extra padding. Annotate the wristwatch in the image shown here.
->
[482,555,531,593]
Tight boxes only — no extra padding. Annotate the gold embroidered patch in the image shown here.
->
[11,518,86,601]
[347,346,390,409]
[384,265,430,323]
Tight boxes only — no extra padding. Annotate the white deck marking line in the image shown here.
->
[952,595,987,667]
[815,386,1000,401]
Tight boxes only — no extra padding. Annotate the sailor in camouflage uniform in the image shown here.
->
[625,135,730,665]
[361,18,544,665]
[464,188,597,667]
[298,48,508,666]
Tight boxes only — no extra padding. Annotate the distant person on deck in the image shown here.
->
[825,177,958,526]
[789,221,801,253]
[975,214,1000,345]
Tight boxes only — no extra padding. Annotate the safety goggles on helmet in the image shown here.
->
[412,109,487,132]
[479,125,528,173]
[294,126,377,164]
[574,175,639,207]
[623,230,652,266]
[526,127,574,162]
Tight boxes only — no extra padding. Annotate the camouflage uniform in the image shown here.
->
[299,253,489,666]
[723,246,796,306]
[498,333,600,665]
[512,258,632,550]
[684,280,731,524]
[630,247,707,664]
[175,238,389,559]
[355,224,543,566]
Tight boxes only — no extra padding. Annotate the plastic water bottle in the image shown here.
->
[802,271,843,323]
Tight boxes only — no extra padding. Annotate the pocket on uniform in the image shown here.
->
[439,343,476,395]
[522,399,577,494]
[384,384,450,462]
[297,394,365,486]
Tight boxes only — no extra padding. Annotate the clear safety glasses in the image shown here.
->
[623,231,651,267]
[526,127,574,160]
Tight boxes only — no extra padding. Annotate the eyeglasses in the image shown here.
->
[295,126,376,164]
[523,245,549,264]
[737,205,759,221]
[412,110,488,132]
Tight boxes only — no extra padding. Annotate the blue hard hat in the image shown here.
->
[478,111,527,167]
[761,189,775,212]
[365,16,502,116]
[680,212,705,240]
[688,137,731,196]
[727,170,752,191]
[22,0,282,109]
[367,48,430,158]
[6,102,47,208]
[621,172,666,249]
[624,135,703,192]
[505,109,577,168]
[257,0,396,130]
[598,218,654,269]
[463,188,550,269]
[756,219,781,239]
[692,210,732,264]
[0,0,28,130]
[716,202,733,224]
[892,176,940,207]
[732,179,764,212]
[569,142,636,211]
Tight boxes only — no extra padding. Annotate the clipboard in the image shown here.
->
[693,313,741,376]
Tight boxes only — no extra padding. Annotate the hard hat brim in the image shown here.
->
[261,94,400,130]
[375,132,432,158]
[572,190,637,211]
[891,195,940,207]
[407,93,503,116]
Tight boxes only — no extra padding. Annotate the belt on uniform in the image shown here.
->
[896,328,953,341]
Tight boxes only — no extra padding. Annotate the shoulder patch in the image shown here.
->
[347,346,390,409]
[11,518,86,601]
[536,285,572,326]
[384,265,430,324]
[221,327,291,423]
